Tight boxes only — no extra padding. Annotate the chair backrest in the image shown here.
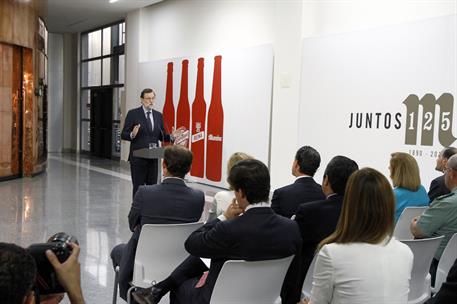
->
[132,222,203,288]
[401,235,444,303]
[433,233,457,292]
[302,254,317,298]
[394,207,428,240]
[210,256,294,304]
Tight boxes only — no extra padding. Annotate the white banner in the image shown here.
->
[299,15,457,188]
[138,45,273,187]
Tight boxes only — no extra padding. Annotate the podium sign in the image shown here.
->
[133,147,165,183]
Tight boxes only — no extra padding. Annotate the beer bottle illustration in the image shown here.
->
[206,55,223,181]
[176,59,190,147]
[162,62,175,146]
[190,58,206,177]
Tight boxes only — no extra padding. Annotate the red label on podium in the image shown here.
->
[206,55,224,181]
[190,58,207,177]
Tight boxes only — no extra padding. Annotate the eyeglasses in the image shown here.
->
[143,97,155,100]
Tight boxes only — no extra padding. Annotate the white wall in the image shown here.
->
[123,0,456,189]
[48,33,63,153]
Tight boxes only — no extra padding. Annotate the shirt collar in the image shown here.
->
[244,202,271,212]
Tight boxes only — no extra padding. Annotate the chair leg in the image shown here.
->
[112,266,119,304]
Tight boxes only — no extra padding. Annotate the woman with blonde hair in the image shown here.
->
[207,152,253,221]
[390,152,428,222]
[304,168,413,304]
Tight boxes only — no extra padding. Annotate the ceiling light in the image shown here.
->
[109,0,119,3]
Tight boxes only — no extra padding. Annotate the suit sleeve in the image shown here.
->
[184,220,234,259]
[128,186,143,232]
[121,110,135,141]
[428,179,440,202]
[271,190,281,215]
[294,205,313,242]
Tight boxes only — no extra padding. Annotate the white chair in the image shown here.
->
[432,233,457,293]
[210,256,294,304]
[119,222,203,304]
[301,254,317,299]
[394,207,428,240]
[401,235,444,304]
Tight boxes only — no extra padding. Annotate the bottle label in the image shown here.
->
[192,131,205,143]
[208,134,222,141]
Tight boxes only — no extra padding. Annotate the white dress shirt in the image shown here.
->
[310,237,413,304]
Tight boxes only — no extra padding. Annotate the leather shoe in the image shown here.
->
[132,286,163,304]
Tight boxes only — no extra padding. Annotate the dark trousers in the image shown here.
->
[165,255,208,304]
[111,234,139,301]
[130,157,158,197]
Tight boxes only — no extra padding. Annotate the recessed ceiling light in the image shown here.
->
[109,0,119,3]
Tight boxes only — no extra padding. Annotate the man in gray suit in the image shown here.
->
[111,145,205,300]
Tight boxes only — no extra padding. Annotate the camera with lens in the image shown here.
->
[27,232,79,295]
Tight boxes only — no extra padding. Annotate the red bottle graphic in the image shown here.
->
[176,59,190,147]
[162,62,175,146]
[206,55,224,181]
[190,58,206,177]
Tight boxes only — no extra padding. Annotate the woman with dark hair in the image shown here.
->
[304,168,413,304]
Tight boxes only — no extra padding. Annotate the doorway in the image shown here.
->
[90,88,113,159]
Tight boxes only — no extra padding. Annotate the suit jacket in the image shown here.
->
[428,175,449,203]
[128,178,205,231]
[281,194,344,303]
[121,106,171,160]
[173,207,302,304]
[425,258,457,304]
[271,177,325,218]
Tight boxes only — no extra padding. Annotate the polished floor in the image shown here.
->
[0,153,217,303]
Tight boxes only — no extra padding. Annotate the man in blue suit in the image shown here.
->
[121,88,182,197]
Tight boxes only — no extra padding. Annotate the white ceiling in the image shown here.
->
[44,0,163,33]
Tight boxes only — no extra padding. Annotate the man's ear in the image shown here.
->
[323,175,329,187]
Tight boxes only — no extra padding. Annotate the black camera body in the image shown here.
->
[27,232,78,295]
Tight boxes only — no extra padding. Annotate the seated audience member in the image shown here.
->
[424,258,457,304]
[271,146,325,218]
[390,152,429,222]
[303,168,413,304]
[411,154,457,284]
[281,156,358,304]
[0,242,84,304]
[111,145,205,300]
[429,147,457,202]
[132,159,302,304]
[207,152,253,221]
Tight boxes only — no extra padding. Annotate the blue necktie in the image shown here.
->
[146,111,153,133]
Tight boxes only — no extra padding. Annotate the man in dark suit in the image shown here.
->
[122,88,184,197]
[428,147,457,202]
[281,156,358,304]
[111,145,205,301]
[424,258,457,304]
[133,159,302,304]
[271,146,325,218]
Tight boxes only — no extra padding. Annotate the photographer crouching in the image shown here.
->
[0,235,85,304]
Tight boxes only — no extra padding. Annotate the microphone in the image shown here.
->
[162,121,173,145]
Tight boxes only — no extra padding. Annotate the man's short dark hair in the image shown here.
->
[324,156,359,195]
[442,147,457,160]
[140,88,155,98]
[295,146,321,176]
[0,243,36,304]
[227,159,270,204]
[163,145,193,178]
